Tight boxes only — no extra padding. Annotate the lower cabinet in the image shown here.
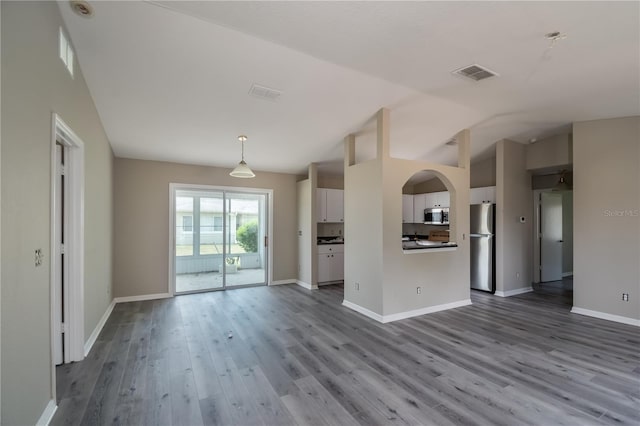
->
[317,245,344,284]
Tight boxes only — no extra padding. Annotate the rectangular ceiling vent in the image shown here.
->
[452,64,498,81]
[249,83,283,102]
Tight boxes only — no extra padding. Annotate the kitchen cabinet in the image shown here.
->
[413,193,426,223]
[470,186,496,204]
[317,244,344,283]
[424,191,450,208]
[402,194,414,223]
[317,188,344,222]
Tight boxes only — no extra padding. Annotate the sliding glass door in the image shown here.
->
[173,186,268,294]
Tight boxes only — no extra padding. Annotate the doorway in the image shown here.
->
[534,189,573,283]
[50,113,85,371]
[170,184,270,294]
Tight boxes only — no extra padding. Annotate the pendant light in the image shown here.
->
[229,135,255,178]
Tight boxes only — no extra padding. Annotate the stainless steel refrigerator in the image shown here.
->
[470,203,495,293]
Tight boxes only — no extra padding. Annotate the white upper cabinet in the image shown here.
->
[413,193,426,223]
[424,191,450,208]
[470,186,496,204]
[317,188,344,222]
[402,194,414,223]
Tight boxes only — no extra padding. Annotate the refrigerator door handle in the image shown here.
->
[469,234,494,237]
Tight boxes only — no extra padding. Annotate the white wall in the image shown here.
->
[573,116,639,321]
[1,2,114,424]
[496,140,533,294]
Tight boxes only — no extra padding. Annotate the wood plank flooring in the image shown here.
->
[53,282,640,425]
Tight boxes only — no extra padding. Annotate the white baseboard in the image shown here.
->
[36,399,57,426]
[113,293,172,303]
[495,286,533,297]
[382,299,473,323]
[296,280,318,290]
[571,307,640,327]
[342,298,472,323]
[562,271,573,277]
[342,300,384,322]
[84,299,116,356]
[270,279,296,286]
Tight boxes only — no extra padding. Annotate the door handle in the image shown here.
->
[557,240,563,243]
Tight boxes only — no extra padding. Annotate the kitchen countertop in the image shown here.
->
[317,237,344,245]
[402,240,457,253]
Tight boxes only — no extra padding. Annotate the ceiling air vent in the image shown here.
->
[249,83,283,102]
[452,64,499,81]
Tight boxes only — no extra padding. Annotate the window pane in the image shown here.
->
[176,196,193,256]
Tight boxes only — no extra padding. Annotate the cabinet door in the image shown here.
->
[325,189,344,222]
[424,193,439,209]
[413,194,426,223]
[484,186,496,204]
[402,195,414,223]
[437,191,450,208]
[317,254,332,282]
[470,188,484,204]
[317,189,327,222]
[332,252,344,281]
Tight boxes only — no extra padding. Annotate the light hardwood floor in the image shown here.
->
[52,282,640,425]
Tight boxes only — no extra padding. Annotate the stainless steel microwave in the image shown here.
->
[424,207,449,225]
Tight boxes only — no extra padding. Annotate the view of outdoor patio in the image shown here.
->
[174,190,267,292]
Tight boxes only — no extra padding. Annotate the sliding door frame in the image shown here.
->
[169,183,273,295]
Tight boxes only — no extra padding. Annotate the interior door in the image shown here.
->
[541,192,563,282]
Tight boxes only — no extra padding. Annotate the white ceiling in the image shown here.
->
[59,1,640,176]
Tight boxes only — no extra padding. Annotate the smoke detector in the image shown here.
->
[70,1,94,18]
[452,64,499,81]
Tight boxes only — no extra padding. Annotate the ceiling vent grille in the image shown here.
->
[249,83,283,101]
[452,64,498,81]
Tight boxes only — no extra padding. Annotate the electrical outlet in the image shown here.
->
[622,293,629,302]
[417,286,422,294]
[34,249,43,267]
[355,282,359,290]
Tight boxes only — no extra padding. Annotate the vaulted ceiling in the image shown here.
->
[59,1,640,175]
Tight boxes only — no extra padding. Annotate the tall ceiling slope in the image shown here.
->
[59,1,640,174]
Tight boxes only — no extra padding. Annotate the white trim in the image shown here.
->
[84,299,116,356]
[295,280,318,290]
[571,307,640,327]
[270,279,296,286]
[382,299,473,323]
[114,293,172,304]
[495,286,533,297]
[342,298,472,323]
[36,399,57,426]
[562,271,573,277]
[341,300,385,322]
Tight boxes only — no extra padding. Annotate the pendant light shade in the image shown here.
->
[230,135,255,178]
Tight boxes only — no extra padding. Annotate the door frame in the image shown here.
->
[49,113,85,380]
[168,183,273,295]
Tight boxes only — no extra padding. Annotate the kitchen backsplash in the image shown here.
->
[318,222,343,237]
